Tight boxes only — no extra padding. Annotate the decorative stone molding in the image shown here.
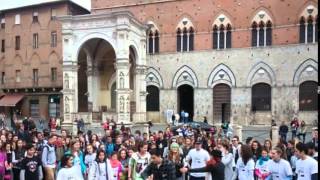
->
[252,10,273,24]
[247,61,276,86]
[176,17,194,30]
[293,59,318,86]
[300,5,318,20]
[172,65,198,88]
[213,14,232,28]
[208,64,236,88]
[146,67,163,88]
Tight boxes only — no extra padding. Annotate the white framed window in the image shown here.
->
[15,14,20,25]
[15,70,21,83]
[33,11,38,22]
[147,30,159,54]
[0,18,5,29]
[51,31,57,47]
[33,33,38,49]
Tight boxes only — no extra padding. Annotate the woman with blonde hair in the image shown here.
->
[168,142,184,180]
[263,139,272,153]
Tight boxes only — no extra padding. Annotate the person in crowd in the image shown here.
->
[291,118,300,140]
[88,150,113,180]
[41,134,57,180]
[109,151,122,180]
[128,142,150,180]
[306,142,318,160]
[219,140,234,180]
[141,149,176,180]
[279,121,289,142]
[105,136,115,157]
[180,110,185,123]
[251,140,262,163]
[231,135,241,171]
[65,140,86,176]
[118,149,129,180]
[84,144,96,174]
[4,143,13,180]
[286,140,296,162]
[254,147,271,180]
[294,142,318,180]
[156,131,167,156]
[12,139,25,180]
[20,144,43,180]
[234,144,255,180]
[263,139,272,153]
[57,154,84,180]
[297,120,307,143]
[184,139,210,180]
[181,149,225,180]
[266,147,293,180]
[168,142,184,180]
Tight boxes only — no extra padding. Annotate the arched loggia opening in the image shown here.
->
[213,84,231,123]
[77,38,116,114]
[178,84,194,121]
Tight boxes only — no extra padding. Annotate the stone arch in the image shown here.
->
[30,53,41,67]
[247,61,276,86]
[108,72,117,90]
[176,16,195,31]
[293,59,318,86]
[145,20,160,33]
[251,7,275,25]
[298,2,318,23]
[129,43,139,64]
[212,13,233,27]
[172,65,198,88]
[146,67,163,88]
[73,32,117,62]
[208,64,236,88]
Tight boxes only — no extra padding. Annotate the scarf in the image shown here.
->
[258,156,269,165]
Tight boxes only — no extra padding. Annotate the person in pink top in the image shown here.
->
[109,152,122,180]
[0,141,7,180]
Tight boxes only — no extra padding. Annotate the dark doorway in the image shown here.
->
[78,50,88,112]
[178,84,194,120]
[213,84,231,123]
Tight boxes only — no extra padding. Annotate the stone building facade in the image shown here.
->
[60,0,318,129]
[0,1,89,120]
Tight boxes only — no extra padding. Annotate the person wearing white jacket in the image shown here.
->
[88,150,113,180]
[219,141,234,180]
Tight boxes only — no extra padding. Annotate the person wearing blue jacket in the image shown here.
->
[65,140,86,176]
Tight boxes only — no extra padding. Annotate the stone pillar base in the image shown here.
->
[235,125,243,142]
[271,126,279,146]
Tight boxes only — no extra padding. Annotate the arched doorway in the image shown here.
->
[77,38,116,113]
[146,85,160,111]
[178,84,194,120]
[213,84,231,123]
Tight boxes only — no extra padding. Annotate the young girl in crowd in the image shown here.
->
[235,145,255,180]
[88,150,113,180]
[85,144,96,175]
[65,140,86,177]
[118,149,129,180]
[57,154,84,180]
[4,143,13,180]
[255,147,271,180]
[219,140,234,180]
[12,139,25,180]
[109,152,122,180]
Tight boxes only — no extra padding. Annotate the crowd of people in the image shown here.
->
[0,115,317,180]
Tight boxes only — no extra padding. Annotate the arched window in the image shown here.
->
[252,83,271,111]
[154,31,159,53]
[219,25,225,49]
[307,16,313,43]
[189,27,194,51]
[226,24,232,48]
[299,81,317,111]
[258,22,265,47]
[299,17,306,43]
[266,21,272,46]
[177,28,181,52]
[213,25,218,49]
[148,31,154,54]
[182,28,188,51]
[146,85,160,111]
[252,22,258,46]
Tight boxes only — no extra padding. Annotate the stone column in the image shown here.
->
[115,60,131,124]
[62,62,78,134]
[271,126,279,146]
[235,125,243,142]
[133,65,147,123]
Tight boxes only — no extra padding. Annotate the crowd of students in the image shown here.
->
[0,117,317,180]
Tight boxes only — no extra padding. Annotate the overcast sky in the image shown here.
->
[0,0,91,11]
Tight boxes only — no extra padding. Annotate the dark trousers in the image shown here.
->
[12,168,20,180]
[280,132,287,142]
[189,176,205,180]
[297,133,306,143]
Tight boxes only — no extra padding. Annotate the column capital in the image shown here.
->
[135,65,147,75]
[114,61,130,70]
